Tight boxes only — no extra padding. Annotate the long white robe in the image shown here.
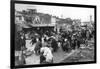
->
[40,47,53,62]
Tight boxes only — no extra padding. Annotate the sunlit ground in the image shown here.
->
[61,38,94,63]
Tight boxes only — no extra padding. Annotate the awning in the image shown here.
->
[30,23,55,27]
[15,22,55,28]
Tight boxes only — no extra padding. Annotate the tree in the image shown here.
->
[65,18,73,25]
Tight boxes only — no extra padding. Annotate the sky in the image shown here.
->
[15,3,94,22]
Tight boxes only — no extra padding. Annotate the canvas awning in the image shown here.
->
[15,22,55,28]
[30,23,55,27]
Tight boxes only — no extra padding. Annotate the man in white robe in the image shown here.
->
[40,46,53,63]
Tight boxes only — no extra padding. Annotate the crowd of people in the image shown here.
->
[15,26,94,65]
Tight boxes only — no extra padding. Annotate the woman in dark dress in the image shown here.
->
[50,38,58,52]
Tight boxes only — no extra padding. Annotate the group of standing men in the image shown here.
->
[15,26,94,65]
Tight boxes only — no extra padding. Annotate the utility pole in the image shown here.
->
[90,15,92,24]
